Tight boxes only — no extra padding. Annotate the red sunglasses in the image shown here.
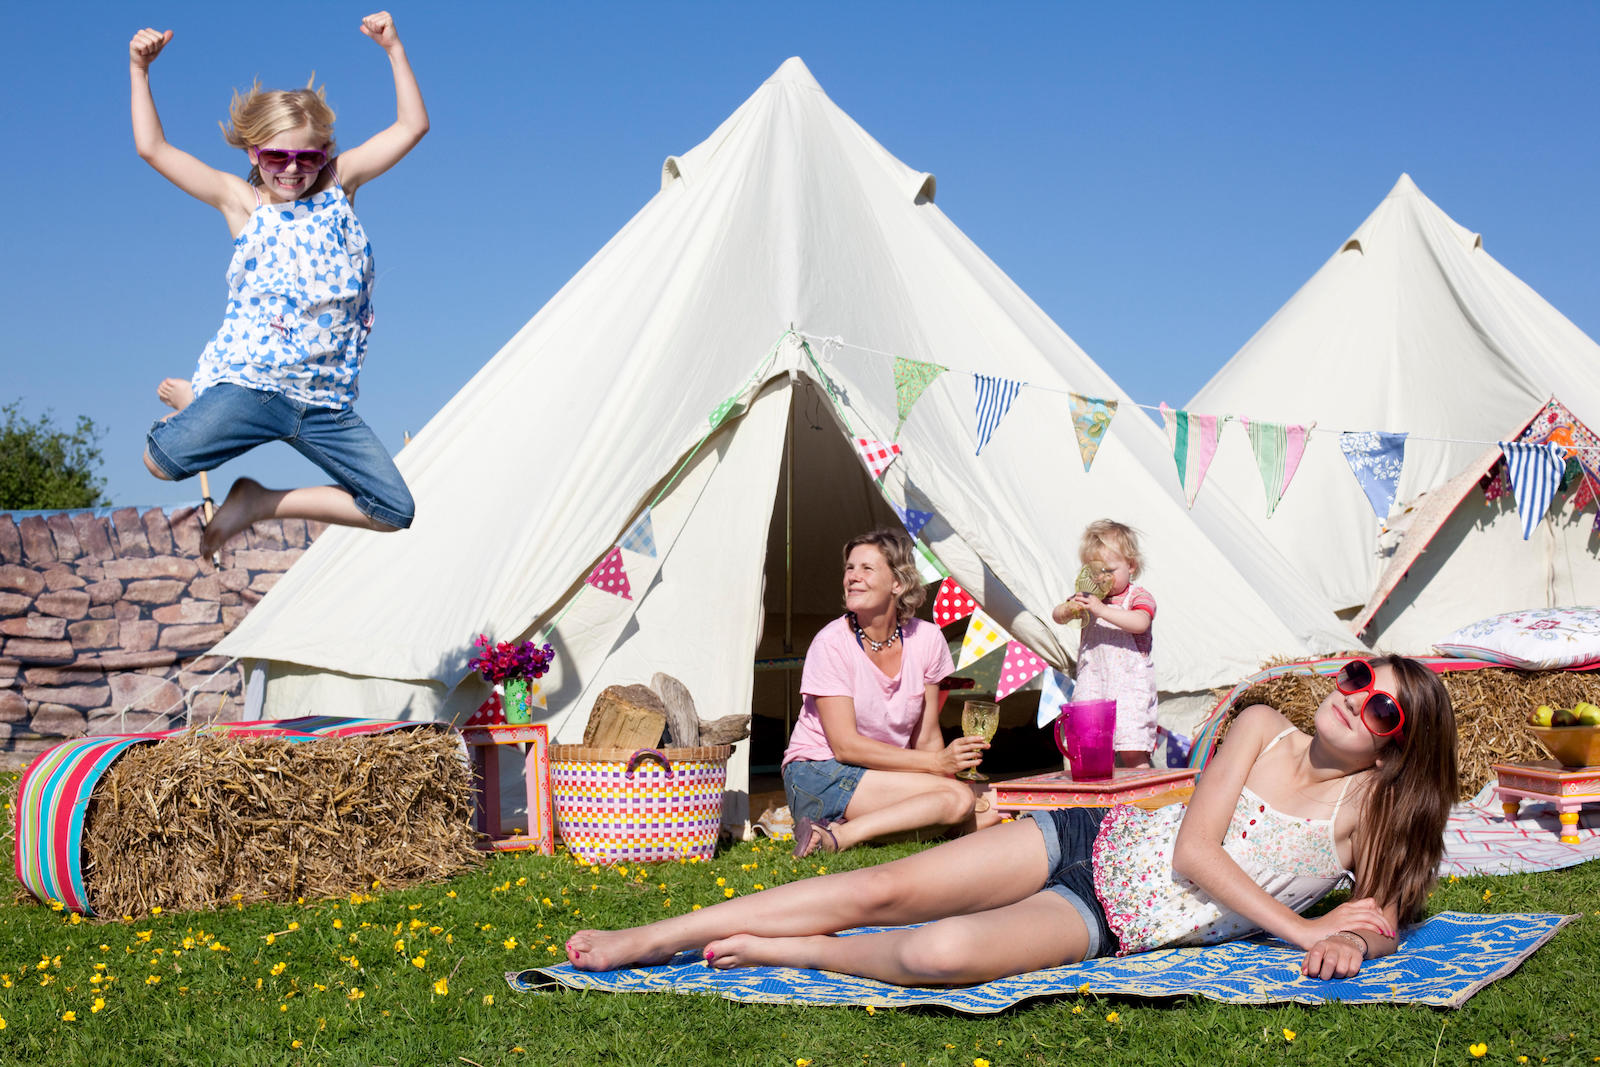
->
[253,148,329,175]
[1335,660,1405,737]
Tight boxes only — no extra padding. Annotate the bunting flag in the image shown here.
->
[526,677,549,710]
[893,357,948,438]
[1338,431,1408,520]
[1518,397,1600,518]
[1160,403,1226,508]
[467,691,507,727]
[956,609,1011,669]
[1036,668,1074,728]
[973,374,1023,456]
[853,437,902,480]
[893,502,934,540]
[1240,417,1316,518]
[1068,393,1118,473]
[618,508,657,557]
[995,641,1047,700]
[933,578,978,626]
[912,540,949,583]
[1500,441,1567,540]
[585,546,634,600]
[707,395,740,431]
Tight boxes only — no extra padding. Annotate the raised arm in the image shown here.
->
[129,28,255,229]
[334,12,429,195]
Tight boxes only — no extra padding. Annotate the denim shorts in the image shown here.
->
[146,383,414,528]
[782,758,866,823]
[1027,807,1116,960]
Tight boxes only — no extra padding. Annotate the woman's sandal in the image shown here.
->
[791,816,840,859]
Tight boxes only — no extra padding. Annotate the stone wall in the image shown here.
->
[0,507,323,768]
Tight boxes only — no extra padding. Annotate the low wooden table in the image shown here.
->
[994,766,1197,816]
[462,723,555,854]
[1493,761,1600,845]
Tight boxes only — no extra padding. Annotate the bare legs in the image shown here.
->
[198,478,398,556]
[794,771,1002,857]
[157,378,195,412]
[566,819,1089,984]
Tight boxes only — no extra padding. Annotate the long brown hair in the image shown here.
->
[1350,655,1458,923]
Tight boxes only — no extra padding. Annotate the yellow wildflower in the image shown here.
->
[348,987,365,1001]
[865,1005,876,1015]
[271,962,287,976]
[287,922,299,931]
[1106,1011,1119,1023]
[151,907,162,915]
[446,890,457,898]
[724,889,736,898]
[62,1010,77,1022]
[411,956,427,969]
[292,1040,303,1049]
[1283,1029,1296,1041]
[332,919,343,930]
[503,937,519,950]
[797,1060,812,1066]
[265,934,276,946]
[482,994,495,1006]
[91,998,105,1014]
[433,976,449,995]
[1469,1045,1487,1058]
[394,940,405,953]
[146,975,161,985]
[975,1060,990,1067]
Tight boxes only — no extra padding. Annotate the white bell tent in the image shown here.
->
[213,58,1353,822]
[1188,174,1600,652]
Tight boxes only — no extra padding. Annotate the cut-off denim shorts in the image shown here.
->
[781,758,866,824]
[1027,807,1116,960]
[146,383,414,529]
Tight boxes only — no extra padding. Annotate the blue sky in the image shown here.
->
[5,1,1597,507]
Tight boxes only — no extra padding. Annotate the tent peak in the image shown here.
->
[767,56,823,90]
[1388,172,1419,197]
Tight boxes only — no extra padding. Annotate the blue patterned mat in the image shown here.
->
[506,911,1572,1011]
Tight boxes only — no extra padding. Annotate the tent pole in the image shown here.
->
[784,380,796,736]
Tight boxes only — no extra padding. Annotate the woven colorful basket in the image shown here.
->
[549,745,732,864]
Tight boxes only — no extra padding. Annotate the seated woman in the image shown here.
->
[566,655,1458,984]
[781,528,1000,859]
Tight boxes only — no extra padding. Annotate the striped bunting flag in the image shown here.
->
[1159,403,1227,508]
[973,375,1023,456]
[1240,417,1316,518]
[1499,441,1567,540]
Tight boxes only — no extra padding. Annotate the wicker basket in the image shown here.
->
[549,744,732,864]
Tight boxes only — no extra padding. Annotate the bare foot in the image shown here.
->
[157,378,195,412]
[565,929,679,972]
[705,933,817,970]
[201,477,267,557]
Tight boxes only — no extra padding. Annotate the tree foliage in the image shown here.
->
[0,401,109,510]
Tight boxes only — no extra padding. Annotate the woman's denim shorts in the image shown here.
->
[781,759,865,823]
[1027,807,1116,960]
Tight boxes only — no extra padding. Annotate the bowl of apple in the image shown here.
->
[1526,701,1600,768]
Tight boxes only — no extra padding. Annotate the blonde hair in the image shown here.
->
[1079,519,1144,577]
[220,78,337,187]
[842,529,926,624]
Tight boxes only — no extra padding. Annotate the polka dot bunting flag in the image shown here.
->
[933,577,977,626]
[585,546,633,600]
[957,609,1011,670]
[995,640,1047,700]
[853,437,902,480]
[467,691,507,727]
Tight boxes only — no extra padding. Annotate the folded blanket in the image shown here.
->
[1442,783,1600,876]
[507,910,1572,1011]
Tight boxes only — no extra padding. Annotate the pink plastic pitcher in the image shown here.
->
[1055,699,1117,781]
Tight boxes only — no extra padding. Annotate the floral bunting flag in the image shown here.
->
[707,395,740,431]
[933,577,978,626]
[585,546,633,600]
[1035,668,1074,728]
[853,437,902,480]
[1499,441,1567,540]
[956,609,1011,669]
[1518,397,1600,523]
[1068,393,1118,472]
[913,540,949,583]
[893,356,948,438]
[995,641,1047,700]
[1160,403,1226,508]
[1239,417,1316,518]
[1338,431,1408,519]
[973,374,1023,456]
[618,508,657,558]
[893,502,934,540]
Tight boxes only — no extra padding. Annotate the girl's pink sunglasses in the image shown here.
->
[1335,659,1405,737]
[253,148,329,174]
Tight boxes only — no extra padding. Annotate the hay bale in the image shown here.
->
[1209,662,1599,800]
[80,728,482,917]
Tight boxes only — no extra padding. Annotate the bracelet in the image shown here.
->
[1331,929,1370,957]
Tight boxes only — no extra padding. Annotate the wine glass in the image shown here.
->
[1058,564,1113,620]
[958,700,1000,781]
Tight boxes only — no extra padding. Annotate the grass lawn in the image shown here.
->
[0,786,1595,1066]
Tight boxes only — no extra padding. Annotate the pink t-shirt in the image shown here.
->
[782,616,954,767]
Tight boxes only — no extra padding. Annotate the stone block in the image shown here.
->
[142,508,174,554]
[71,512,115,561]
[30,703,88,738]
[0,564,45,597]
[169,506,203,555]
[123,579,187,604]
[37,590,91,619]
[221,604,249,629]
[189,655,234,673]
[153,600,219,625]
[0,516,19,564]
[42,566,86,591]
[1,617,67,639]
[177,669,238,694]
[120,621,159,652]
[109,673,182,713]
[88,709,169,735]
[248,572,282,594]
[306,520,329,541]
[86,579,122,604]
[0,592,31,615]
[110,507,151,558]
[79,650,176,671]
[188,574,223,601]
[0,662,15,686]
[23,683,109,709]
[280,518,308,546]
[73,561,103,582]
[220,568,250,591]
[19,516,55,564]
[68,619,120,648]
[102,557,200,582]
[0,689,25,722]
[239,587,263,605]
[114,600,142,622]
[88,605,113,620]
[22,664,102,685]
[159,624,225,650]
[220,592,241,606]
[3,638,74,663]
[45,514,81,561]
[229,548,305,572]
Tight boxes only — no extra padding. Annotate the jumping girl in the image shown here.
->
[566,655,1457,985]
[130,12,427,557]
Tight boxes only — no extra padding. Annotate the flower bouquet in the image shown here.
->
[469,635,555,725]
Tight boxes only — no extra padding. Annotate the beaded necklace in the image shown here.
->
[848,612,902,653]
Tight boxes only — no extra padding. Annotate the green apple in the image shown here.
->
[1531,705,1555,727]
[1552,707,1579,727]
[1576,702,1600,726]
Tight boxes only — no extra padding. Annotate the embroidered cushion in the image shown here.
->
[1435,606,1600,670]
